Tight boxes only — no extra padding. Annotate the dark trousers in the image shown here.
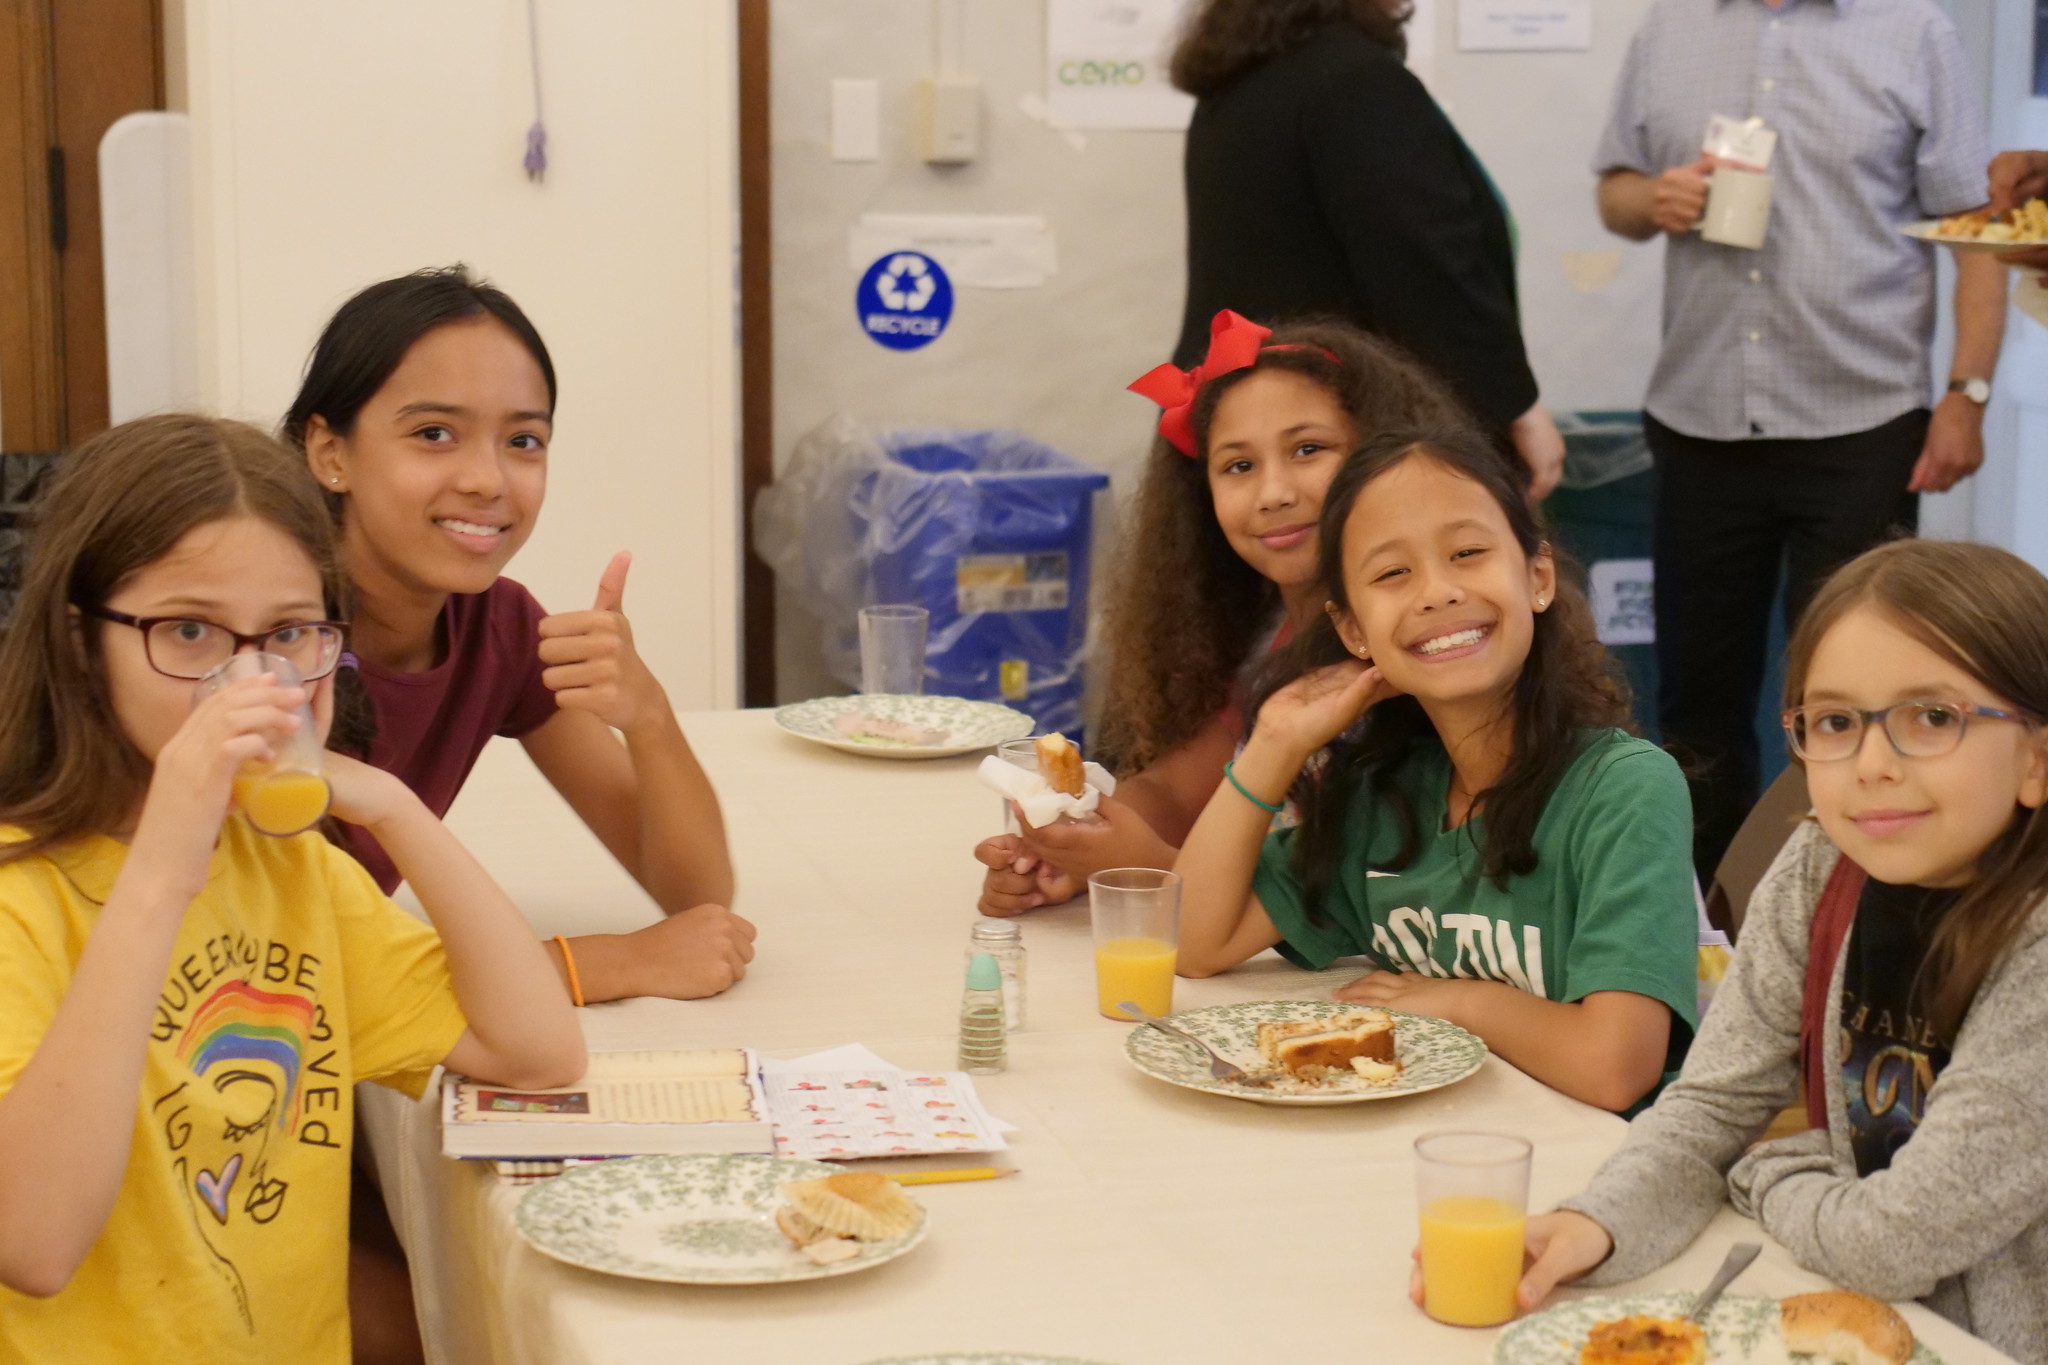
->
[1648,408,1928,881]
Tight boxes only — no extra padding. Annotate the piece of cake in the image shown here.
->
[1035,732,1086,797]
[1256,1008,1400,1080]
[1779,1291,1914,1365]
[1577,1315,1706,1365]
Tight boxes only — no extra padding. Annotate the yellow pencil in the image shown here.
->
[885,1167,1017,1186]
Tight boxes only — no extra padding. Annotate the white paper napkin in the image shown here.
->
[976,754,1117,829]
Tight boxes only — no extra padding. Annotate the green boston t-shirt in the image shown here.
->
[1252,729,1699,1040]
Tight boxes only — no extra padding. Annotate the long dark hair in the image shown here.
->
[1254,429,1630,915]
[1171,0,1407,98]
[281,264,554,756]
[0,415,353,867]
[281,263,556,460]
[1094,320,1469,776]
[1785,538,2048,1043]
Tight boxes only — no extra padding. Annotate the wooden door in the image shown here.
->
[739,0,775,704]
[0,0,163,455]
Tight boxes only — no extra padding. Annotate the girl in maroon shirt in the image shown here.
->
[284,266,753,1005]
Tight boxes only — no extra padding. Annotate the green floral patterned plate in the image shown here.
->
[1493,1291,1944,1364]
[1123,999,1486,1106]
[774,694,1034,760]
[514,1153,928,1285]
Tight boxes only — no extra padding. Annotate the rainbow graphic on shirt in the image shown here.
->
[175,980,314,1132]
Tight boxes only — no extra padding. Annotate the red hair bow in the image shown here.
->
[1127,310,1274,458]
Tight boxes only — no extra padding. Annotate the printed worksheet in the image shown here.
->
[758,1045,1011,1160]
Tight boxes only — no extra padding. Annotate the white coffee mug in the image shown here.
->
[1699,166,1772,250]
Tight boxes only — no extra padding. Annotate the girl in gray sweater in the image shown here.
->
[1510,540,2048,1365]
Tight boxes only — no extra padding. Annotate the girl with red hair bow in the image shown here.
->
[974,312,1474,914]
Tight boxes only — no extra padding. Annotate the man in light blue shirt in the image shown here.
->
[1593,0,2007,879]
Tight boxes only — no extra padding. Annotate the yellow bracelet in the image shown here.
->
[552,935,586,1008]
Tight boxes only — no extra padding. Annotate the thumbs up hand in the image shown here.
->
[538,551,667,732]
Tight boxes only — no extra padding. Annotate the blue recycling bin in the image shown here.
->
[855,431,1110,739]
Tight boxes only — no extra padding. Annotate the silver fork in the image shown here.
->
[1685,1242,1762,1324]
[1118,1001,1250,1084]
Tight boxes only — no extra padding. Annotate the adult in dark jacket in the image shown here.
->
[1170,0,1563,497]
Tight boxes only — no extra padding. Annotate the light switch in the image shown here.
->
[918,77,980,165]
[831,79,880,162]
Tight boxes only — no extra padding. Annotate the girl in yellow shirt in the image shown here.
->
[0,414,585,1363]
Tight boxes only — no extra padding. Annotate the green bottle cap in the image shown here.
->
[966,951,1001,991]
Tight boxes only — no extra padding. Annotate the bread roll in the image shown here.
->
[1779,1291,1914,1365]
[780,1170,921,1242]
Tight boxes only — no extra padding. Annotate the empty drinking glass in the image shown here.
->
[858,604,928,695]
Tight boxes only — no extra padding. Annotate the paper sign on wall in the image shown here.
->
[1046,0,1197,131]
[848,214,1058,290]
[1457,0,1591,51]
[1589,558,1655,646]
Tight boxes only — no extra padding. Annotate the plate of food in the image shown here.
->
[774,694,1034,760]
[1901,199,2048,254]
[513,1154,927,1284]
[1495,1288,1938,1365]
[1122,1000,1486,1105]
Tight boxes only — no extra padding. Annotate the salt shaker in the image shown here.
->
[957,952,1007,1075]
[966,918,1027,1031]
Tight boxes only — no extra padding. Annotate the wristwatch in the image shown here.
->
[1948,377,1992,405]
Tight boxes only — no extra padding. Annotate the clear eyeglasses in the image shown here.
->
[87,607,348,682]
[1781,699,2030,763]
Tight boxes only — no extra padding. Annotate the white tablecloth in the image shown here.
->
[359,710,2014,1365]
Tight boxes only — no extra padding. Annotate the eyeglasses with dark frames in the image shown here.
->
[1782,699,2031,763]
[86,607,349,682]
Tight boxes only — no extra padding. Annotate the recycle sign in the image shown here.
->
[856,250,954,352]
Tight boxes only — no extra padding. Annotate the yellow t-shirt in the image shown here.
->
[0,818,470,1364]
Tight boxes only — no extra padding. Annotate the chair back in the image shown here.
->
[1704,765,1810,942]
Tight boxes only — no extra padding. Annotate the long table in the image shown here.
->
[359,709,2015,1365]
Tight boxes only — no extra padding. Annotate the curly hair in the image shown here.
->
[1093,320,1467,777]
[1171,0,1407,98]
[1250,428,1632,916]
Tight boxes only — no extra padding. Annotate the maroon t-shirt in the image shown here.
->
[344,578,560,892]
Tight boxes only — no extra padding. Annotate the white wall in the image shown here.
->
[1963,0,2048,566]
[770,0,1188,701]
[1424,0,1662,413]
[768,0,1663,702]
[180,0,739,707]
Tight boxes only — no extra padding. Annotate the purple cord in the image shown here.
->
[524,121,548,181]
[523,0,546,182]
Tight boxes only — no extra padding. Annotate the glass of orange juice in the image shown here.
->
[1414,1131,1533,1328]
[1087,867,1180,1021]
[195,653,332,837]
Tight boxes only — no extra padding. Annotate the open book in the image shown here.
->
[441,1048,774,1159]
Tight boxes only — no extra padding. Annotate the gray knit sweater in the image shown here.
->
[1562,820,2048,1364]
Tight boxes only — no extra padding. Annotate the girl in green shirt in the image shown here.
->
[1176,427,1699,1112]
